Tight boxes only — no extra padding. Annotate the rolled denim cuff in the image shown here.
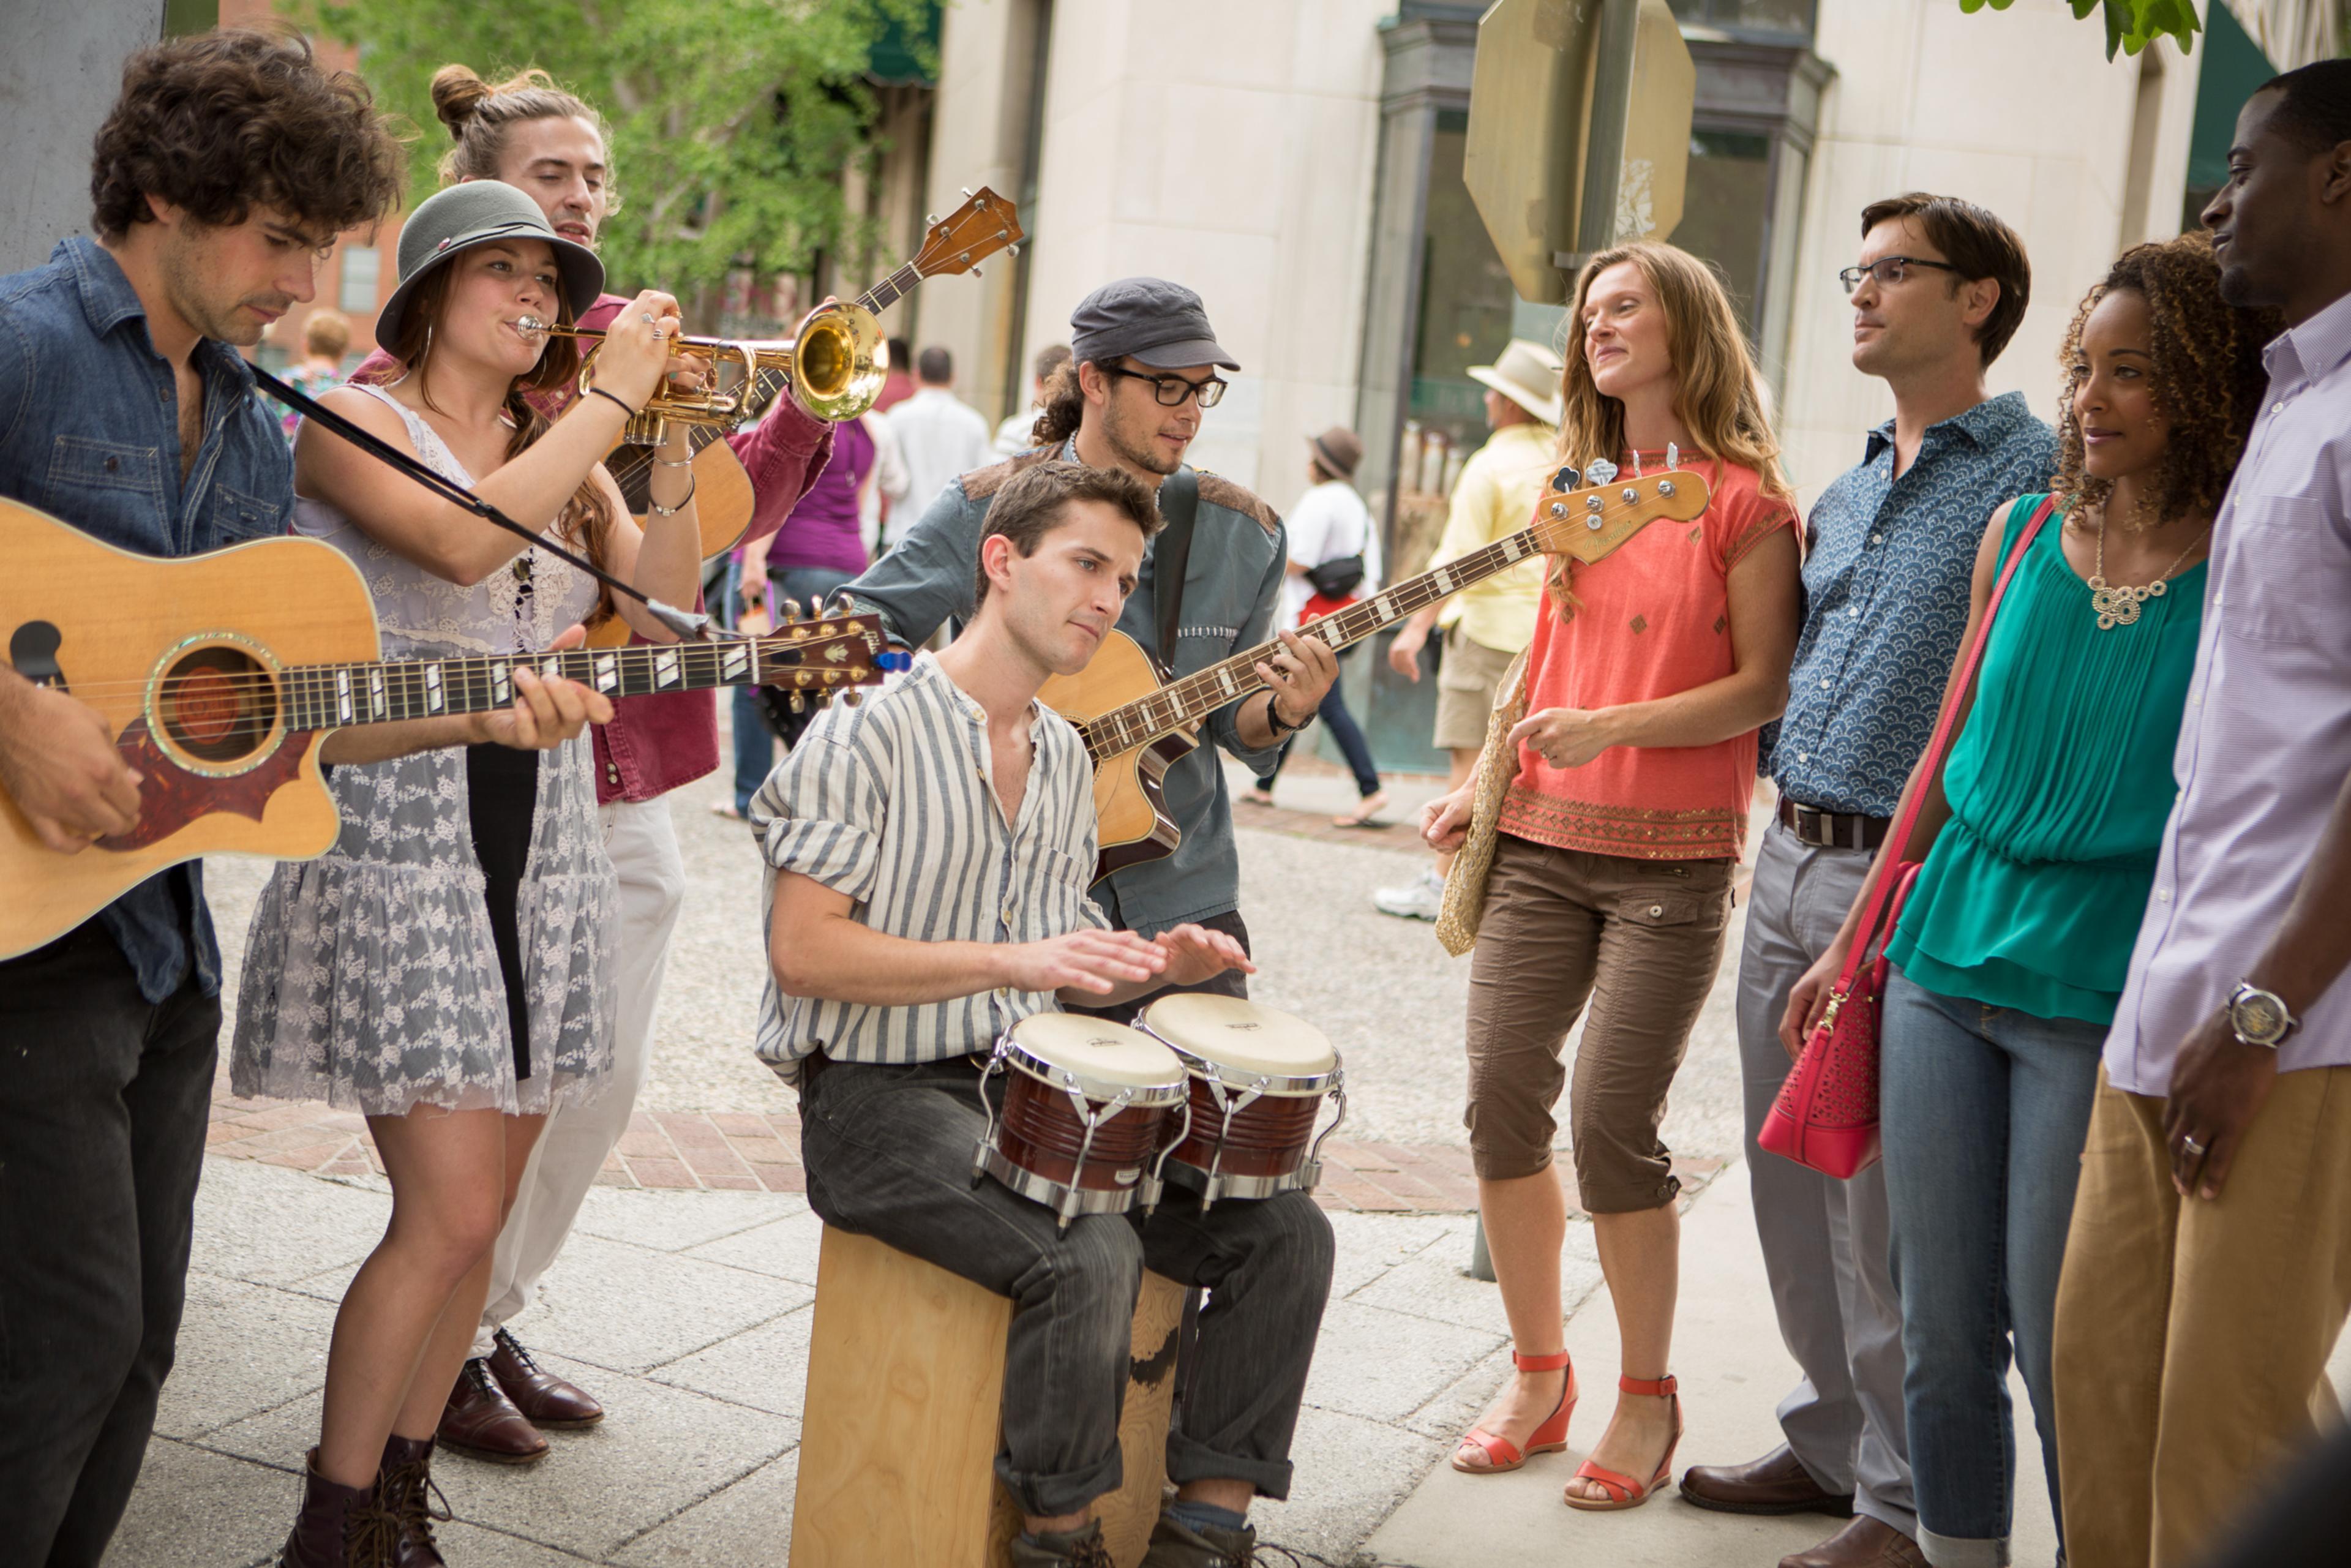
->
[1164,1429,1294,1504]
[994,1443,1125,1521]
[1917,1524,2009,1568]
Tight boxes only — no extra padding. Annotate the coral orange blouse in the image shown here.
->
[1496,454,1794,861]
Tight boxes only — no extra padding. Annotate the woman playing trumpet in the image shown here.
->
[231,179,701,1566]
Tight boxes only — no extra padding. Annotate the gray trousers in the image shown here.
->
[799,1056,1333,1518]
[1738,817,1916,1537]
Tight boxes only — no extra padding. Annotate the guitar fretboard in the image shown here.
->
[1078,479,1690,763]
[280,634,861,732]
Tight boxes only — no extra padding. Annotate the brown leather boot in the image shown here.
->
[437,1357,549,1464]
[487,1327,603,1428]
[278,1448,397,1568]
[377,1433,448,1568]
[1006,1520,1115,1567]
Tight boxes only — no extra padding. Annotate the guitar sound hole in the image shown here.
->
[160,647,277,765]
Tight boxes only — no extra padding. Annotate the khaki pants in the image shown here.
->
[2052,1065,2351,1568]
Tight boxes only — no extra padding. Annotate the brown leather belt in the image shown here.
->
[1777,796,1889,852]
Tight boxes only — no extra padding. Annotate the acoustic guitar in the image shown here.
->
[605,186,1028,560]
[1038,465,1712,882]
[0,497,893,961]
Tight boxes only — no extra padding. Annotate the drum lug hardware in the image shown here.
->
[1142,1096,1193,1217]
[972,1048,1007,1187]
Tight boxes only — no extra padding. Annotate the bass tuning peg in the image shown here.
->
[1584,458,1619,487]
[1552,465,1583,492]
[1665,441,1680,471]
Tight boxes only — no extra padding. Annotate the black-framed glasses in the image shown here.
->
[1103,366,1228,408]
[1839,256,1965,294]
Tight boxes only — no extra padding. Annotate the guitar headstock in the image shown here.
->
[1529,467,1713,565]
[750,613,908,711]
[910,187,1026,280]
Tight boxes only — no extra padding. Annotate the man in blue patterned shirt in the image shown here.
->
[1678,195,2057,1568]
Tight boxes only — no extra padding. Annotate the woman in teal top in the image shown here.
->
[1788,233,2277,1568]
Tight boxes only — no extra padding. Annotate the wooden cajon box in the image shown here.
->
[789,1226,1188,1568]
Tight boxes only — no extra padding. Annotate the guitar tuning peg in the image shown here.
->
[1008,243,1021,257]
[971,266,983,279]
[844,690,864,707]
[961,186,973,197]
[1666,441,1680,470]
[926,212,940,226]
[789,693,806,713]
[1553,465,1583,492]
[1585,458,1619,487]
[780,598,803,624]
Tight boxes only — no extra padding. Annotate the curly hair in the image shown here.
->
[2050,231,2279,530]
[90,28,405,242]
[430,64,619,215]
[1550,241,1788,619]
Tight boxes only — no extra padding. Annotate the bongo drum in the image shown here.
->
[973,1013,1190,1230]
[1138,994,1348,1209]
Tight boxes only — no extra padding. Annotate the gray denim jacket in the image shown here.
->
[844,441,1286,934]
[0,238,297,1000]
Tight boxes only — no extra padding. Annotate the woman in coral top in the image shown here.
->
[1425,242,1801,1511]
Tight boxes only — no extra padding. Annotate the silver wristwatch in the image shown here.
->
[2226,981,2299,1050]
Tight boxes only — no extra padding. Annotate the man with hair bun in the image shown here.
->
[0,27,418,1564]
[345,61,841,1468]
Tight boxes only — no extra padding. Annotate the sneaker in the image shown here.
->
[1372,866,1446,921]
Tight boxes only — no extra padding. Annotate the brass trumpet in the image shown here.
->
[518,299,888,442]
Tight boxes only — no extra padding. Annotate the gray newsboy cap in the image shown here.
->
[1068,277,1240,372]
[375,181,605,354]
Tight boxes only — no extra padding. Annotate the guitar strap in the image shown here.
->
[1152,467,1200,670]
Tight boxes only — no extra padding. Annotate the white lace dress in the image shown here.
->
[231,384,617,1116]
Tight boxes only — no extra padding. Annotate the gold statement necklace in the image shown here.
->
[2087,506,2210,631]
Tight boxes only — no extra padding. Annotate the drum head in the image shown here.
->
[1139,994,1337,1087]
[1003,1012,1185,1098]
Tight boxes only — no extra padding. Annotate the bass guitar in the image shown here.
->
[605,186,1027,560]
[1038,464,1711,882]
[0,497,894,960]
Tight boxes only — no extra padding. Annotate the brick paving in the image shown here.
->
[206,1070,1723,1213]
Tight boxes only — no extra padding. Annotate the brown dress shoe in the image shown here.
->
[437,1357,549,1464]
[1779,1515,1930,1568]
[487,1327,604,1429]
[1681,1443,1856,1517]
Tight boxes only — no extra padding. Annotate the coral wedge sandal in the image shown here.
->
[1562,1373,1682,1512]
[1450,1349,1577,1474]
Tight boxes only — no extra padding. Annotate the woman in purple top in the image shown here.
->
[722,410,882,813]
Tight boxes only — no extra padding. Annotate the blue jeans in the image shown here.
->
[730,564,857,812]
[1880,969,2104,1567]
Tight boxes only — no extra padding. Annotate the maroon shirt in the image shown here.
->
[348,291,835,804]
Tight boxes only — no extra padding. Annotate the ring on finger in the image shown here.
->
[2179,1135,2207,1157]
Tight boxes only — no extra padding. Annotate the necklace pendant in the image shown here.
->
[2098,610,2118,631]
[2148,579,2167,599]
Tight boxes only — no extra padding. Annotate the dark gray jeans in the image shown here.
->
[0,923,220,1567]
[800,1055,1333,1517]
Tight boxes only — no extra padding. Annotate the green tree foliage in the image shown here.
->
[1959,0,2203,59]
[290,0,930,300]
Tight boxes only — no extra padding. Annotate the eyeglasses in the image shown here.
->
[1839,256,1965,294]
[1103,366,1228,409]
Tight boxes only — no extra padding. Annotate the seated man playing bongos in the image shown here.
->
[752,460,1336,1568]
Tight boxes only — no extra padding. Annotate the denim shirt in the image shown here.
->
[844,441,1288,936]
[1768,391,2056,817]
[0,237,297,1000]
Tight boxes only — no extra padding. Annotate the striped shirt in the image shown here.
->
[749,652,1110,1084]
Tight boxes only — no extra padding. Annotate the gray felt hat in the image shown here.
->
[375,181,605,354]
[1068,277,1240,372]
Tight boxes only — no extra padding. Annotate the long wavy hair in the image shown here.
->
[1551,242,1788,618]
[385,262,619,590]
[2050,231,2277,530]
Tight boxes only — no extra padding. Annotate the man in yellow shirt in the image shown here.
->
[1374,338,1561,920]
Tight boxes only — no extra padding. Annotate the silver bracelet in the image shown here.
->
[653,452,694,468]
[647,476,697,517]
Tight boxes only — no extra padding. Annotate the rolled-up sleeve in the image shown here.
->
[752,729,887,903]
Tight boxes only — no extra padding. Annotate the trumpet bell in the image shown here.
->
[787,302,888,422]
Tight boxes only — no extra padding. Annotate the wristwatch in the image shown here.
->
[2226,981,2300,1050]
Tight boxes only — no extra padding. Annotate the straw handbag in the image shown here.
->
[1434,650,1529,958]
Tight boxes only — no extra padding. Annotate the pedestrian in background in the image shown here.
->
[1786,231,2271,1568]
[883,343,993,547]
[997,342,1071,456]
[1679,192,2053,1568]
[1247,426,1386,825]
[1373,338,1559,920]
[1425,241,1800,1516]
[276,307,350,446]
[2053,61,2351,1568]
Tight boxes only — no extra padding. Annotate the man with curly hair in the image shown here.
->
[0,29,412,1563]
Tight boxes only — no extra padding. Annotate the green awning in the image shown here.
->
[2189,3,2284,190]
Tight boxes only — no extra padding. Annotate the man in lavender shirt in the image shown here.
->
[2051,61,2351,1568]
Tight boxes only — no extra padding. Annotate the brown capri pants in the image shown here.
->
[1463,832,1735,1210]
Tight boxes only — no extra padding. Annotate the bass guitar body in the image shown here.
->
[0,506,377,959]
[1037,630,1191,883]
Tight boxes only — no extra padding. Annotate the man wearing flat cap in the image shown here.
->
[815,279,1337,1568]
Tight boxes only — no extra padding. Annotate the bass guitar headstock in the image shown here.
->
[910,187,1025,281]
[1529,455,1712,565]
[751,609,909,714]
